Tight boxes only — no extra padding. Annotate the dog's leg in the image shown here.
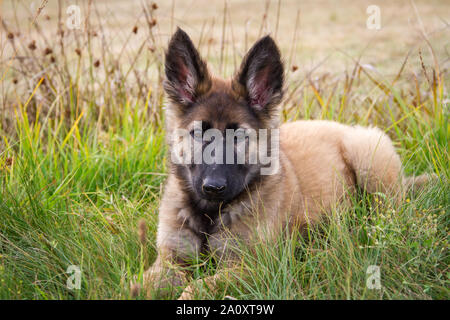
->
[178,273,220,300]
[342,126,439,202]
[142,248,187,299]
[342,126,403,196]
[341,126,439,205]
[178,267,240,300]
[142,223,202,298]
[177,227,247,300]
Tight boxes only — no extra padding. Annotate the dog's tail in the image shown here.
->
[403,173,438,193]
[341,125,436,200]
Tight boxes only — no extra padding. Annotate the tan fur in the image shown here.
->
[143,113,431,298]
[141,34,434,299]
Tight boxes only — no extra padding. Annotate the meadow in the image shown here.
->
[0,0,448,299]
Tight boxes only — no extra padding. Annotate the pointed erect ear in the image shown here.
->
[164,28,211,108]
[232,36,284,115]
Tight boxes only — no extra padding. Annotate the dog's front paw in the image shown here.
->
[177,274,220,300]
[142,267,186,299]
[178,284,196,300]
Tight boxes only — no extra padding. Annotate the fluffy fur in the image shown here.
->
[142,28,432,299]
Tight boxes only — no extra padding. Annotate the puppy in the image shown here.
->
[142,28,432,299]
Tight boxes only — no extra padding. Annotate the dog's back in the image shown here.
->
[278,120,398,225]
[278,120,434,229]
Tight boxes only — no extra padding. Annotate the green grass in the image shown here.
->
[0,103,167,299]
[189,184,449,299]
[0,74,448,299]
[0,1,448,300]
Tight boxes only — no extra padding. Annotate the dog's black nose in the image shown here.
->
[202,178,227,195]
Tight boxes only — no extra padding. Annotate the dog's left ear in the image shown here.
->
[232,36,284,116]
[164,28,211,108]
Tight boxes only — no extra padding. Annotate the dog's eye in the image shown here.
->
[238,128,246,133]
[190,129,203,142]
[234,128,248,144]
[234,128,246,137]
[190,121,212,141]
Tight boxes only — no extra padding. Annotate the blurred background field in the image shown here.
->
[0,0,448,299]
[1,0,449,129]
[2,0,449,70]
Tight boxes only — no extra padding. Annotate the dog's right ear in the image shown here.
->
[164,28,211,109]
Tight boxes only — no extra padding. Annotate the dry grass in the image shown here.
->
[0,0,448,300]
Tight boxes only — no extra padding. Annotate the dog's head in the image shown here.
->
[164,28,284,205]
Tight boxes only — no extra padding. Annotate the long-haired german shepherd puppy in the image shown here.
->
[142,28,433,299]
